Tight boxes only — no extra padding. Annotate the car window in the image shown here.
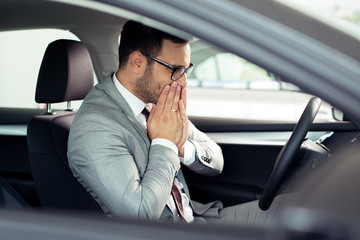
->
[189,40,298,91]
[0,29,94,110]
[187,40,334,122]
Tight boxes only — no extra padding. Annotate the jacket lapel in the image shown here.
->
[100,75,151,151]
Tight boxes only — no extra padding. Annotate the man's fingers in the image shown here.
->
[164,81,178,113]
[172,85,181,111]
[148,83,187,144]
[155,85,170,113]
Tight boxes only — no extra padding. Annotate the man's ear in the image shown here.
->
[129,51,146,74]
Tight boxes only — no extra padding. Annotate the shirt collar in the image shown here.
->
[112,73,146,117]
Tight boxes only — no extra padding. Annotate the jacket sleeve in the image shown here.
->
[68,112,180,220]
[185,120,224,176]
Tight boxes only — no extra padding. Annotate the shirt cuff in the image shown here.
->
[180,140,196,166]
[151,138,178,155]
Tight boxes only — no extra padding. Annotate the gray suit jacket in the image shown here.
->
[68,75,224,222]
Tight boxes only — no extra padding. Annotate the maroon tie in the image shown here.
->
[171,181,187,223]
[142,107,150,121]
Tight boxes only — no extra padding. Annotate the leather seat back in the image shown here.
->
[27,40,101,212]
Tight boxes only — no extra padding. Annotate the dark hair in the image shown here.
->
[118,20,189,69]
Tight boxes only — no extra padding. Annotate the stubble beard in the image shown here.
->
[134,65,162,104]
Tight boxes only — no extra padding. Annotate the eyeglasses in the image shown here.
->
[141,52,194,81]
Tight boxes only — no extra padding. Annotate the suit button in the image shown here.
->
[201,156,212,163]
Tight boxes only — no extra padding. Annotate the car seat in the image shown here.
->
[27,39,102,213]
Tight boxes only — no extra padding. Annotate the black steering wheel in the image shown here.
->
[258,97,321,211]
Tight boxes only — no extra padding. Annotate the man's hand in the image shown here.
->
[147,82,189,156]
[147,82,183,145]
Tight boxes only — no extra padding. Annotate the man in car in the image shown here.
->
[68,20,279,224]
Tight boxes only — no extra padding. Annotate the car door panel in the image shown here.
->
[183,143,280,207]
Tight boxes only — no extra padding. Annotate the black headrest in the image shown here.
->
[35,39,94,103]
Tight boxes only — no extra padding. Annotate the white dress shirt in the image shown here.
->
[112,74,195,223]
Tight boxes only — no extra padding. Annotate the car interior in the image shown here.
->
[0,1,360,230]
